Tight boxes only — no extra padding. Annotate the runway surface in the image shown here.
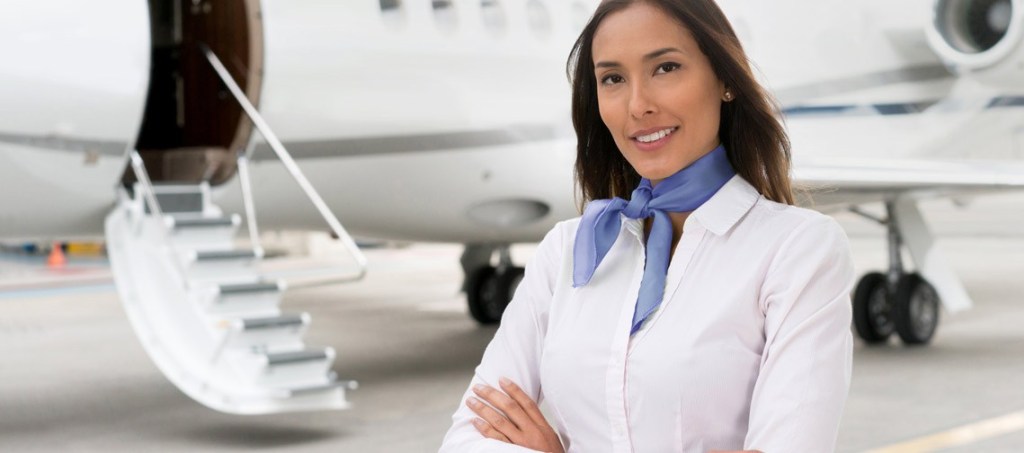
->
[2,194,1024,452]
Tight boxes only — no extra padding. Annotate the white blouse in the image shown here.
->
[440,175,854,453]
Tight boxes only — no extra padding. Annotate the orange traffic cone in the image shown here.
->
[47,242,66,268]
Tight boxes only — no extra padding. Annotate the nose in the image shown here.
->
[628,81,656,119]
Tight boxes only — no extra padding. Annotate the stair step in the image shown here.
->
[241,314,307,331]
[141,184,205,214]
[257,347,335,387]
[222,312,309,349]
[289,378,358,396]
[267,348,330,366]
[151,183,204,194]
[171,216,236,229]
[205,281,283,312]
[196,250,260,261]
[183,249,263,281]
[219,281,282,295]
[165,214,240,251]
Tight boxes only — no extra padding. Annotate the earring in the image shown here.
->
[723,91,734,101]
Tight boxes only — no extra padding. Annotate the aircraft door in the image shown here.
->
[131,0,263,186]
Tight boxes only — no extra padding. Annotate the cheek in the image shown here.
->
[698,98,723,132]
[597,96,618,131]
[597,96,630,146]
[673,91,722,134]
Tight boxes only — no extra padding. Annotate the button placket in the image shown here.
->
[628,224,707,354]
[605,234,643,452]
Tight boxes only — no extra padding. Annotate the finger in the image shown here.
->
[498,377,548,428]
[466,396,521,441]
[472,418,510,443]
[472,384,533,432]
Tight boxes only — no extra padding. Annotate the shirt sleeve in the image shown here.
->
[744,216,855,453]
[438,222,565,453]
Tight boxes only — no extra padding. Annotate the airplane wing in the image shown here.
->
[793,157,1024,210]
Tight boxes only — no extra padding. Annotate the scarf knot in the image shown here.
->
[572,145,735,334]
[622,184,653,219]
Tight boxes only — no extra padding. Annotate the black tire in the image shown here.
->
[466,266,526,325]
[467,266,500,324]
[497,266,526,309]
[852,272,895,344]
[893,273,940,345]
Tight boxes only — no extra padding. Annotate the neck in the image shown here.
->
[649,141,723,188]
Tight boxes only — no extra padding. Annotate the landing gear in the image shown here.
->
[893,273,940,345]
[852,272,893,344]
[849,202,941,346]
[462,244,525,325]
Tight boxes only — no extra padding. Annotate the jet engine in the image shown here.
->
[927,0,1023,86]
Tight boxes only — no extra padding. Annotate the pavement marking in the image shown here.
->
[866,410,1024,452]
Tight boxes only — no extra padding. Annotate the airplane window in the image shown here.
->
[433,0,458,34]
[481,0,507,36]
[526,0,552,38]
[379,0,405,27]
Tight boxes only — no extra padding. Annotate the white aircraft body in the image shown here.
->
[0,0,1021,413]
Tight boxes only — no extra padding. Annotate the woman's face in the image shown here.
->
[592,2,726,186]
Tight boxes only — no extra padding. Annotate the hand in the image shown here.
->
[465,377,564,453]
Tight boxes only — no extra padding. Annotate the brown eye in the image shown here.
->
[655,62,681,74]
[600,74,625,85]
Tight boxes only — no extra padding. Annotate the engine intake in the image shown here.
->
[928,0,1023,84]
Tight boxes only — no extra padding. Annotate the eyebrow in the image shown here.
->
[594,47,684,69]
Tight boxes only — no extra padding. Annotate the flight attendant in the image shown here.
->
[441,0,854,451]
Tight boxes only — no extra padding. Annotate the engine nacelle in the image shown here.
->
[927,0,1024,87]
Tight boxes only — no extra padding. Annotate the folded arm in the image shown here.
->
[439,225,565,453]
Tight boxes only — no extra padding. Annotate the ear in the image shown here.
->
[718,79,733,102]
[722,88,735,102]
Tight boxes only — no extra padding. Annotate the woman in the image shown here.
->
[440,1,853,452]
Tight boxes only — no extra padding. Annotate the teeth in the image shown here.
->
[636,128,674,143]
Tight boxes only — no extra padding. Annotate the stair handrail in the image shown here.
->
[128,150,192,289]
[200,43,368,283]
[236,153,261,252]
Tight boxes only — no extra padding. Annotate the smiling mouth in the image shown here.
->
[632,127,678,144]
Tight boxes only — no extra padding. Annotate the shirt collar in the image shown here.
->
[622,174,760,238]
[688,174,761,236]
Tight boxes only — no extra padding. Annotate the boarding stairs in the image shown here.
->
[103,45,368,414]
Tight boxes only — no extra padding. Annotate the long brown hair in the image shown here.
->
[568,0,794,210]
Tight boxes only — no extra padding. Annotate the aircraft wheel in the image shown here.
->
[893,273,940,345]
[466,266,525,325]
[852,272,894,344]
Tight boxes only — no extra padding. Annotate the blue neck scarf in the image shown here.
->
[572,144,735,335]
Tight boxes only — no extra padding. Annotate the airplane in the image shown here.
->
[0,0,1021,414]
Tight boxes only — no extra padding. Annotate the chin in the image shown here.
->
[632,161,682,183]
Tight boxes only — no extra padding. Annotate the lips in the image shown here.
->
[629,126,678,151]
[632,127,677,143]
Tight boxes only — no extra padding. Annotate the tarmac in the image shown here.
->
[2,193,1024,452]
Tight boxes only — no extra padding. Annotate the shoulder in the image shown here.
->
[744,196,849,249]
[534,217,581,266]
[541,217,582,248]
[734,197,852,291]
[751,196,841,231]
[516,218,582,299]
[746,198,853,289]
